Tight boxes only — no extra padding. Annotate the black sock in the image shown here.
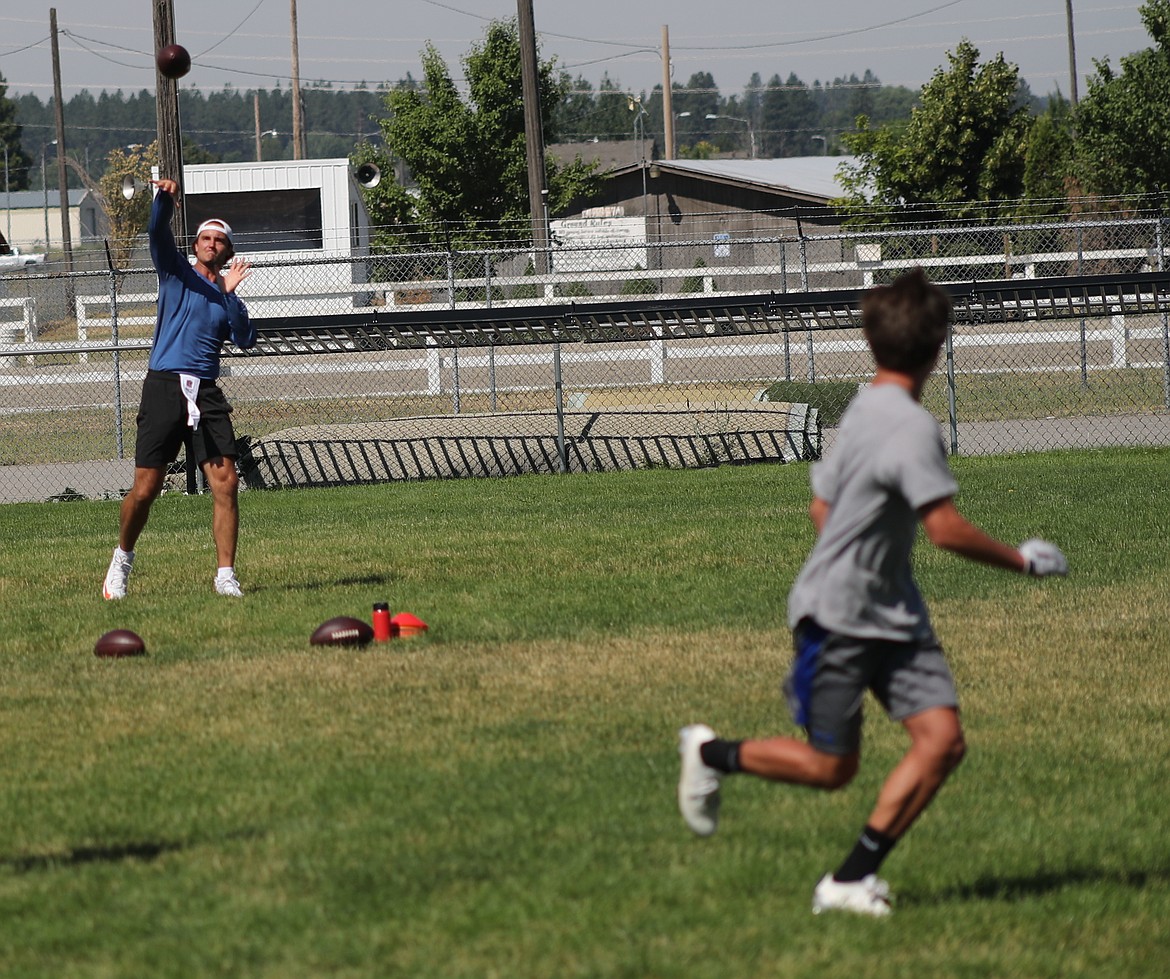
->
[834,825,898,882]
[699,738,742,773]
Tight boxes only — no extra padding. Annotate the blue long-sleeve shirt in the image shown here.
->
[148,190,255,379]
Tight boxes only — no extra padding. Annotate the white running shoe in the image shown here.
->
[677,724,722,836]
[811,873,893,917]
[215,573,244,598]
[102,549,133,600]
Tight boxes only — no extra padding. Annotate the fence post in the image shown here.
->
[649,338,665,384]
[426,337,441,395]
[448,249,460,414]
[1158,219,1170,410]
[797,218,814,382]
[75,293,89,365]
[552,339,567,473]
[489,343,498,412]
[1077,225,1088,388]
[103,242,126,460]
[945,317,959,456]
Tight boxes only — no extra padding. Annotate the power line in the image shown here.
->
[671,0,972,52]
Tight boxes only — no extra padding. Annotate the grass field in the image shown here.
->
[1,450,1168,978]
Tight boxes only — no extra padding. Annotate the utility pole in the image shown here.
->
[517,0,549,274]
[49,8,74,286]
[290,0,306,159]
[662,25,675,160]
[1065,1,1079,105]
[254,92,262,161]
[152,0,186,244]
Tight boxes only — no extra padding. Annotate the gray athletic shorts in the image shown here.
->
[783,618,959,756]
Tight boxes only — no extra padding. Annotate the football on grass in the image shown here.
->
[94,629,146,658]
[156,44,192,80]
[310,616,374,647]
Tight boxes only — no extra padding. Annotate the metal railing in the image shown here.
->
[2,213,1168,503]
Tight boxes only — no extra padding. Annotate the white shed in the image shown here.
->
[170,158,372,315]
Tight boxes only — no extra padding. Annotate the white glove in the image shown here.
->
[1019,538,1068,577]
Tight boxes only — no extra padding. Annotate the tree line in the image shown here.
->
[1,82,390,190]
[838,0,1170,223]
[2,62,923,192]
[4,2,1169,249]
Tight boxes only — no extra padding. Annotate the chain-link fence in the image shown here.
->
[2,212,1169,503]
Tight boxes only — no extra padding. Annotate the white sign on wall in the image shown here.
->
[549,216,648,272]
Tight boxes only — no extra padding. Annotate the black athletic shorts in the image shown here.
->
[134,369,238,469]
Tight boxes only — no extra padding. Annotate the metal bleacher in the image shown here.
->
[237,271,1170,356]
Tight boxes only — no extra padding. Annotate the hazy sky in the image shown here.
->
[0,1,1152,102]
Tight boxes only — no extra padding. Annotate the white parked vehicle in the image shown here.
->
[0,232,45,271]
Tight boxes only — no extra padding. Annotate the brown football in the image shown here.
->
[310,616,374,648]
[94,629,147,658]
[156,44,192,80]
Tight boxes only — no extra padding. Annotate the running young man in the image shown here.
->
[103,178,255,600]
[677,267,1068,916]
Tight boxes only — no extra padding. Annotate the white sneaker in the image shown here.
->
[677,724,722,836]
[811,873,893,917]
[215,573,243,597]
[103,549,133,600]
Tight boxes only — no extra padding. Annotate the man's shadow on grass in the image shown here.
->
[900,863,1170,906]
[256,573,393,595]
[1,830,262,874]
[2,841,184,873]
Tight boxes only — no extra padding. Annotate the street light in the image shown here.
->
[628,96,649,163]
[41,140,58,252]
[674,111,692,158]
[629,96,650,216]
[706,113,756,159]
[3,145,10,244]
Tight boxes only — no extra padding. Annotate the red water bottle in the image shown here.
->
[372,602,392,642]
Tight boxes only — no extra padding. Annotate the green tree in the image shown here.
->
[593,75,640,144]
[764,72,818,157]
[98,142,159,271]
[1020,94,1077,214]
[552,73,637,144]
[0,71,32,191]
[553,74,600,141]
[838,40,1029,221]
[350,140,420,252]
[1075,0,1170,207]
[374,18,601,248]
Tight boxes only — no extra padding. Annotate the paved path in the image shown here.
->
[820,413,1170,456]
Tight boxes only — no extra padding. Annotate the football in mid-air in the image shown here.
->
[156,43,192,80]
[310,616,375,648]
[94,629,147,658]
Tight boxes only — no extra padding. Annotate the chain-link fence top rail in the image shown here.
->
[2,213,1169,502]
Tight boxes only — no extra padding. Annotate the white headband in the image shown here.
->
[196,218,233,245]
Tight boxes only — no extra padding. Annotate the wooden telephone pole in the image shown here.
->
[517,0,549,273]
[662,25,675,160]
[48,8,74,283]
[152,0,186,243]
[290,0,306,159]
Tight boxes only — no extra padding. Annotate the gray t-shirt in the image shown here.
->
[787,383,958,641]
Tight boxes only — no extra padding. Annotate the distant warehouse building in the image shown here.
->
[549,152,857,290]
[0,188,104,251]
